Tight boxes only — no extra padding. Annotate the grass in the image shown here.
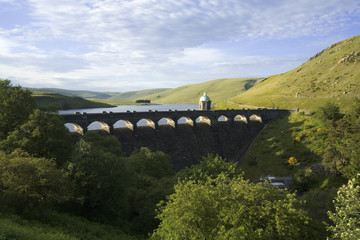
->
[32,92,114,110]
[140,78,262,104]
[240,112,328,180]
[228,34,360,113]
[0,211,144,240]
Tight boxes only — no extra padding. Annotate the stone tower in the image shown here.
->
[199,92,211,110]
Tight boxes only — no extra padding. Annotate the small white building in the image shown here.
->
[199,92,211,110]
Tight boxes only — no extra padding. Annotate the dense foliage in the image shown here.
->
[152,158,312,240]
[0,80,35,140]
[2,110,73,165]
[327,175,360,240]
[0,151,71,212]
[67,132,131,222]
[319,101,360,178]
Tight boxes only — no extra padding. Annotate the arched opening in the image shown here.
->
[218,115,228,122]
[158,118,175,128]
[65,123,84,135]
[137,118,155,129]
[249,114,262,123]
[114,120,134,131]
[87,121,110,133]
[234,115,248,124]
[177,117,194,126]
[196,116,211,126]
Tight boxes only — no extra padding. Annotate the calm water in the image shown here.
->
[59,104,199,115]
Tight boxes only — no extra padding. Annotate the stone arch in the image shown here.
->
[87,121,111,133]
[113,119,134,131]
[196,116,211,126]
[177,117,194,127]
[218,115,229,122]
[64,123,84,135]
[158,117,175,128]
[249,114,262,123]
[234,114,248,124]
[137,118,155,129]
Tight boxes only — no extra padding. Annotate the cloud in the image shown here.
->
[0,0,359,90]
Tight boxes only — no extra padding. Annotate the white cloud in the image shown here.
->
[0,0,359,90]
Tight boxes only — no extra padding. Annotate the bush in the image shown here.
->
[0,151,71,212]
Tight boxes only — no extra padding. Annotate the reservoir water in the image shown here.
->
[58,104,199,115]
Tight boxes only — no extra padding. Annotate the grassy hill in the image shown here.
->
[227,35,360,112]
[141,78,262,104]
[30,88,115,99]
[30,87,169,102]
[107,88,170,101]
[33,92,114,110]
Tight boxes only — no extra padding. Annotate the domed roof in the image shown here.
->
[199,92,211,102]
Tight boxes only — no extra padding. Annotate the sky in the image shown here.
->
[0,0,359,92]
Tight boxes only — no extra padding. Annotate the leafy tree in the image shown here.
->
[0,80,35,140]
[316,102,342,125]
[128,147,173,179]
[67,132,130,222]
[2,110,73,165]
[322,105,360,178]
[127,147,175,234]
[152,173,313,240]
[0,150,71,212]
[327,175,360,240]
[177,154,241,182]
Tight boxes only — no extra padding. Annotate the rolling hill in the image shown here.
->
[30,87,169,102]
[140,78,262,104]
[30,88,114,99]
[107,88,170,101]
[32,92,114,110]
[227,35,360,112]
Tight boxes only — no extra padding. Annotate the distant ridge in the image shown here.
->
[32,92,114,110]
[229,35,360,112]
[107,88,170,101]
[30,88,114,99]
[141,78,262,104]
[30,87,170,101]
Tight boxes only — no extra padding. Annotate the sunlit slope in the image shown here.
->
[107,88,170,101]
[230,35,360,112]
[142,78,262,104]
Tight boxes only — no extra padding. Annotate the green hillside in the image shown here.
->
[33,92,114,110]
[30,87,169,102]
[228,35,360,112]
[30,88,114,99]
[142,78,262,104]
[108,88,170,101]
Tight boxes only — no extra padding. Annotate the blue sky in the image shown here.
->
[0,0,359,92]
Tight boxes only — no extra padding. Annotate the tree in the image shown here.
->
[151,173,313,240]
[0,80,35,140]
[67,132,130,222]
[177,154,241,182]
[321,104,360,179]
[0,150,71,212]
[2,110,73,165]
[127,147,175,234]
[316,102,342,125]
[327,175,360,240]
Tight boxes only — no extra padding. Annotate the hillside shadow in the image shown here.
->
[241,113,323,185]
